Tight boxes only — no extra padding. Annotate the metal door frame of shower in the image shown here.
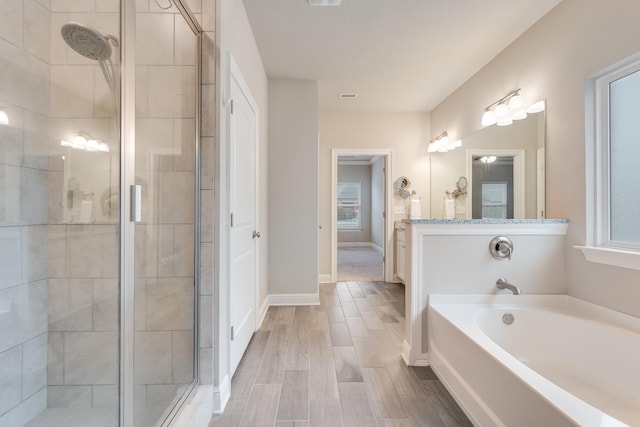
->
[119,0,204,426]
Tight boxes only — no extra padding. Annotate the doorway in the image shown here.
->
[331,149,394,283]
[465,149,525,219]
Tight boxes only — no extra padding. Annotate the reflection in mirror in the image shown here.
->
[471,155,516,219]
[430,104,545,219]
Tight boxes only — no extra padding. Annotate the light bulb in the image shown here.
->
[453,140,462,148]
[511,110,527,120]
[0,108,8,125]
[509,94,527,120]
[495,104,512,126]
[481,109,496,127]
[527,100,546,113]
[85,139,99,151]
[508,94,525,111]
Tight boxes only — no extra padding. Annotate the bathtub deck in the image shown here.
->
[209,281,472,427]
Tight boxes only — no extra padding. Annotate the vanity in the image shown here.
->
[400,219,569,366]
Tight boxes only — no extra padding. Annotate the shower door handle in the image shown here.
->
[130,185,142,222]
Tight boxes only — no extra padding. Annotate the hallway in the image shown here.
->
[209,282,471,426]
[337,247,384,282]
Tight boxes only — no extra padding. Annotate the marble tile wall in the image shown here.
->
[0,0,52,424]
[199,23,216,387]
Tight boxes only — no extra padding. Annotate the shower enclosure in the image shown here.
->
[0,0,205,425]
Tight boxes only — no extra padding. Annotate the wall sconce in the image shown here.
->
[428,131,462,153]
[61,133,109,152]
[481,89,545,127]
[0,108,9,125]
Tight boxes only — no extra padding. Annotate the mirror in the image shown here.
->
[395,176,412,199]
[430,105,545,219]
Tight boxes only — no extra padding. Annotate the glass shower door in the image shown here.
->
[132,3,198,426]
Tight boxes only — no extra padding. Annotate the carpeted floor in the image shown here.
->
[337,246,384,281]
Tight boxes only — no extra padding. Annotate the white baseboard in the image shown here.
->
[170,385,213,427]
[337,241,384,254]
[318,274,332,283]
[257,297,270,329]
[212,375,230,415]
[337,242,373,248]
[401,340,430,367]
[269,293,320,306]
[412,358,431,367]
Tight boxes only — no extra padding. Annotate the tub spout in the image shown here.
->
[496,278,522,295]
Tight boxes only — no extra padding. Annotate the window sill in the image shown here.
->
[575,245,640,271]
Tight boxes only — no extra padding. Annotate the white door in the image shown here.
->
[229,64,258,376]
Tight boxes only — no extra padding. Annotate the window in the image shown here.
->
[337,182,361,230]
[580,52,640,270]
[481,182,508,219]
[608,69,640,246]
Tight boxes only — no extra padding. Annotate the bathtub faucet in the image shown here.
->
[496,278,522,295]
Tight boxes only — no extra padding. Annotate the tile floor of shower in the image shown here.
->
[25,385,189,427]
[209,282,472,427]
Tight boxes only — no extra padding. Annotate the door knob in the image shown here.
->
[252,231,261,239]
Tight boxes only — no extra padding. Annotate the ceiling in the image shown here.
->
[242,0,562,112]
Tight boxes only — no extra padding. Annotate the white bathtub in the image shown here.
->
[428,295,640,427]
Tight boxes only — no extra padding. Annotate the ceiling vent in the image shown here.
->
[308,0,342,6]
[338,93,357,99]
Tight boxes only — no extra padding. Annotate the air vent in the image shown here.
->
[308,0,342,6]
[338,93,357,99]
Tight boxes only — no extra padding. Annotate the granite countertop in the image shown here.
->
[402,218,569,225]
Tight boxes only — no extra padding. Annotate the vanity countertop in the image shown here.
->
[403,218,569,225]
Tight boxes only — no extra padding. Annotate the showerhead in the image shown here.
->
[61,22,113,61]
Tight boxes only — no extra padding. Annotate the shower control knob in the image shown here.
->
[490,236,513,260]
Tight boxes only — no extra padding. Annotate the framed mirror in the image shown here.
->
[430,103,545,219]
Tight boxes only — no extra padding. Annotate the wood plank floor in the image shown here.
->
[209,282,472,427]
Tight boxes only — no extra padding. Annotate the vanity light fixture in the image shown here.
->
[428,131,462,153]
[526,99,546,113]
[0,108,9,125]
[479,155,497,164]
[61,133,109,152]
[481,89,543,127]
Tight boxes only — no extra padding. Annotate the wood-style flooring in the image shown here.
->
[209,282,472,427]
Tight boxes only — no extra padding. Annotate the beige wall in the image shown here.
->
[318,111,430,276]
[430,0,640,316]
[371,157,385,250]
[268,79,319,295]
